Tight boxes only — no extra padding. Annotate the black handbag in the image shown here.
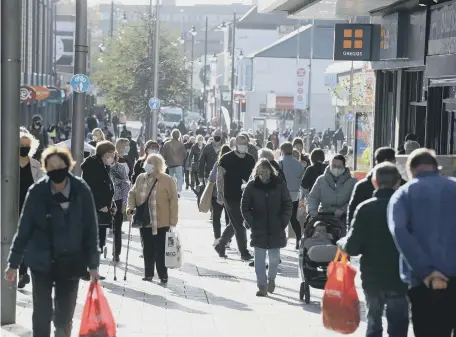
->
[132,179,158,228]
[46,206,87,280]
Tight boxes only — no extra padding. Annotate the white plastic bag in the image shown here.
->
[165,227,183,269]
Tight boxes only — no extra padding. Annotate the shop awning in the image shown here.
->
[32,86,50,101]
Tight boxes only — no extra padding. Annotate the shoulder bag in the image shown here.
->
[132,178,158,228]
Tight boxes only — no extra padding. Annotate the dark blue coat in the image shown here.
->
[8,174,100,272]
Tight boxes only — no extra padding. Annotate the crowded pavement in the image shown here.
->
[2,188,409,337]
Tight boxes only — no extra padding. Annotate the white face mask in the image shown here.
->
[93,136,98,142]
[105,157,114,166]
[236,145,247,154]
[144,163,155,173]
[147,149,158,155]
[330,167,344,177]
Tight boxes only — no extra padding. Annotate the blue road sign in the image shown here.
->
[148,97,161,110]
[70,74,90,93]
[346,113,354,121]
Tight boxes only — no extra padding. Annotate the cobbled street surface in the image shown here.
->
[2,190,413,337]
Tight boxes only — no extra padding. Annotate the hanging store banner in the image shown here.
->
[20,86,36,103]
[46,87,64,104]
[294,67,307,110]
[31,86,50,101]
[354,113,371,171]
[334,24,374,61]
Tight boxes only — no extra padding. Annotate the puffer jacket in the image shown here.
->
[307,167,356,217]
[241,176,292,249]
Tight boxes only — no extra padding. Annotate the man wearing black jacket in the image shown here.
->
[347,147,406,225]
[301,148,326,195]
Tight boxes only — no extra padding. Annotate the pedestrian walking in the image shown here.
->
[301,149,327,197]
[307,155,356,219]
[199,129,223,185]
[189,135,204,191]
[208,145,232,243]
[388,149,456,337]
[160,129,187,196]
[184,136,194,190]
[279,142,306,248]
[17,131,45,289]
[81,141,116,269]
[5,146,100,337]
[115,138,131,177]
[241,159,292,296]
[127,153,178,283]
[29,115,49,161]
[132,140,159,184]
[125,130,139,177]
[110,152,130,262]
[292,137,304,154]
[347,147,406,225]
[214,134,255,260]
[239,131,258,161]
[338,162,409,337]
[88,127,106,148]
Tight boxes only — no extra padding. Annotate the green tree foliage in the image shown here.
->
[93,15,190,117]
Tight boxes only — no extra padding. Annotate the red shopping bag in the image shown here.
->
[322,249,360,334]
[79,282,116,337]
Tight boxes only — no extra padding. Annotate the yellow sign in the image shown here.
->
[343,29,364,50]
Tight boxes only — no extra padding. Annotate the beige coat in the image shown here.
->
[127,172,179,228]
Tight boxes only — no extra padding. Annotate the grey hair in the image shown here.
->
[20,131,40,158]
[373,162,401,189]
[258,148,274,161]
[251,158,278,180]
[171,128,181,140]
[404,141,420,155]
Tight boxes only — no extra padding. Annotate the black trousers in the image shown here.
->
[112,199,123,257]
[291,201,302,241]
[184,169,190,188]
[98,226,107,250]
[408,280,456,337]
[140,227,169,279]
[19,260,28,276]
[31,271,79,337]
[219,198,248,256]
[211,197,230,240]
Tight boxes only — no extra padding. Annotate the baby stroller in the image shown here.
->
[298,212,347,303]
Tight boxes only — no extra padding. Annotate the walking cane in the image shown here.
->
[123,218,133,281]
[113,221,117,281]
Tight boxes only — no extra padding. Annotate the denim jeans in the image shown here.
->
[364,288,409,337]
[254,247,280,287]
[168,166,184,193]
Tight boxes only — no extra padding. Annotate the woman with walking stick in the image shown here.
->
[127,153,179,283]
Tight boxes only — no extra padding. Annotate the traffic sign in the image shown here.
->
[70,74,90,93]
[148,97,161,109]
[346,113,354,121]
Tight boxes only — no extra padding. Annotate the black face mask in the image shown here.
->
[213,136,221,143]
[20,146,31,157]
[47,168,69,184]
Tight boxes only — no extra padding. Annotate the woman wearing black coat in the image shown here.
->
[81,141,116,259]
[131,141,160,184]
[241,159,292,297]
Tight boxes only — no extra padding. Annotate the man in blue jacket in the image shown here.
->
[388,148,456,337]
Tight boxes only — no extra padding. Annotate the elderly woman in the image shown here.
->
[127,154,179,283]
[307,154,356,219]
[5,146,99,337]
[132,140,160,184]
[17,131,45,289]
[88,128,105,147]
[241,159,292,297]
[110,147,131,262]
[81,141,116,261]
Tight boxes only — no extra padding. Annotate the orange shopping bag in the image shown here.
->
[79,282,116,337]
[322,249,360,334]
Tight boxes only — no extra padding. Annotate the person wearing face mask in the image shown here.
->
[189,135,204,196]
[241,159,292,296]
[5,146,100,337]
[198,129,223,186]
[132,141,160,184]
[29,115,49,161]
[239,131,258,162]
[214,134,256,260]
[306,154,356,220]
[183,136,194,190]
[81,141,116,262]
[127,154,178,283]
[115,138,131,176]
[16,131,45,289]
[88,128,106,147]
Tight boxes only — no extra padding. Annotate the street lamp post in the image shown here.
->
[151,0,160,141]
[203,16,208,120]
[189,25,197,112]
[230,11,237,123]
[110,0,114,37]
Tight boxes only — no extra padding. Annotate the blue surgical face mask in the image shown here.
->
[144,163,154,173]
[124,146,130,154]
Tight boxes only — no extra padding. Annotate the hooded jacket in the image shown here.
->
[241,176,292,249]
[307,167,356,217]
